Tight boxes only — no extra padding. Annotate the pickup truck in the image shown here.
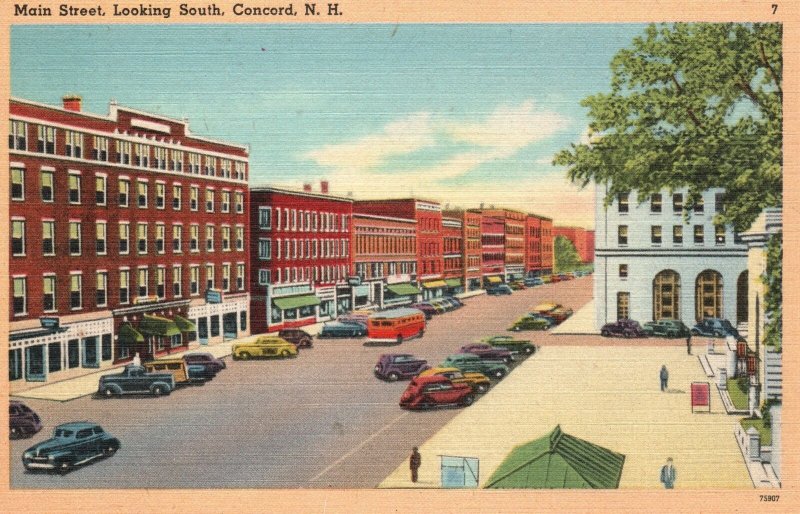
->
[98,365,176,397]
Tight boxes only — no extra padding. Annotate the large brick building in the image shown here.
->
[476,212,505,286]
[9,95,250,385]
[525,214,555,276]
[249,185,353,333]
[442,216,464,294]
[474,208,527,282]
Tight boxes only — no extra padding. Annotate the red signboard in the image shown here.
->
[691,382,711,412]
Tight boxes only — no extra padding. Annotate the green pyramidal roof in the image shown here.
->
[485,425,625,489]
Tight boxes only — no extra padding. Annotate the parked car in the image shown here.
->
[508,315,550,332]
[318,321,368,338]
[441,353,509,379]
[278,328,314,348]
[337,312,371,325]
[399,375,475,410]
[232,336,298,360]
[10,401,42,440]
[540,275,552,283]
[524,277,544,287]
[418,367,491,394]
[525,312,556,328]
[691,318,743,340]
[22,422,120,475]
[430,299,456,312]
[445,297,464,308]
[479,335,538,355]
[439,297,463,310]
[460,343,515,364]
[486,284,513,296]
[374,354,430,381]
[600,319,648,338]
[98,365,175,397]
[508,281,526,290]
[531,302,573,324]
[410,303,436,320]
[642,320,691,338]
[183,352,227,373]
[425,300,448,314]
[549,275,562,283]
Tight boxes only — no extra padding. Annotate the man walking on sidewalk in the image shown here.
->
[686,334,692,355]
[660,457,677,489]
[660,365,669,392]
[410,447,421,483]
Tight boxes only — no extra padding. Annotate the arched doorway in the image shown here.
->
[695,270,723,321]
[737,271,748,324]
[653,270,681,320]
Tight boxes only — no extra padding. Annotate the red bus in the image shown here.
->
[367,308,426,343]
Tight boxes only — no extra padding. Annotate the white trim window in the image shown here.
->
[69,221,82,256]
[173,224,183,253]
[171,149,184,172]
[235,191,244,213]
[70,273,83,310]
[65,130,83,158]
[137,222,148,254]
[155,223,166,254]
[137,267,149,298]
[137,181,148,208]
[13,276,27,315]
[11,219,26,256]
[222,226,231,251]
[236,226,245,251]
[134,143,150,168]
[237,263,246,290]
[259,268,271,286]
[190,266,200,295]
[206,224,215,252]
[37,125,56,154]
[190,186,199,211]
[259,207,272,229]
[156,182,166,209]
[93,135,109,161]
[43,274,56,312]
[11,167,24,201]
[190,224,200,252]
[42,220,55,256]
[222,264,231,292]
[221,159,232,178]
[221,191,231,213]
[119,269,130,305]
[206,264,215,290]
[95,221,107,255]
[9,120,27,150]
[116,140,131,165]
[188,153,201,174]
[118,179,130,207]
[96,271,108,308]
[68,173,81,204]
[119,222,130,255]
[95,175,107,205]
[153,147,167,170]
[205,189,215,212]
[173,184,182,210]
[40,170,54,202]
[259,238,272,260]
[172,265,182,297]
[205,156,217,177]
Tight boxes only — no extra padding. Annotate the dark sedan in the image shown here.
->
[691,318,743,340]
[22,422,120,475]
[486,285,513,296]
[460,343,514,364]
[183,352,226,373]
[600,319,647,338]
[643,320,691,338]
[10,401,42,440]
[318,321,367,338]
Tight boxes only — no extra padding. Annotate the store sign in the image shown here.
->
[40,317,60,330]
[348,276,362,286]
[691,382,710,412]
[272,284,312,296]
[206,289,223,304]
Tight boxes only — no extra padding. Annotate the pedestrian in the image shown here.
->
[410,447,421,483]
[660,457,676,489]
[132,352,141,367]
[660,364,669,392]
[686,334,692,355]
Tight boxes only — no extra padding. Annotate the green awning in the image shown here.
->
[386,283,421,296]
[118,324,144,344]
[174,315,197,333]
[273,294,321,310]
[138,315,181,337]
[445,278,462,287]
[485,426,625,489]
[422,280,448,289]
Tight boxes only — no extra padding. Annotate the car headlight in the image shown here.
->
[23,451,32,459]
[48,455,55,461]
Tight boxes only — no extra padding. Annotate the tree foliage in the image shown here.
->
[554,235,581,272]
[762,232,782,351]
[554,23,782,232]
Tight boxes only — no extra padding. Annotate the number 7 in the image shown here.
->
[772,4,778,14]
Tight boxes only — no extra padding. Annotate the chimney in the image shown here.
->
[62,95,82,112]
[303,183,312,192]
[320,180,329,194]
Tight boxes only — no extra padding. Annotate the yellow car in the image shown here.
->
[232,336,298,360]
[540,275,552,283]
[532,302,559,313]
[417,367,490,394]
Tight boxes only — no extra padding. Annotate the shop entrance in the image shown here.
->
[25,345,46,382]
[198,317,209,345]
[223,313,238,341]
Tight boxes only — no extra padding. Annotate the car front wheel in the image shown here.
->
[493,369,506,379]
[10,427,21,439]
[151,385,165,397]
[238,352,250,361]
[461,395,475,407]
[281,350,291,358]
[387,372,400,382]
[523,346,534,355]
[475,383,489,394]
[57,461,72,475]
[103,444,118,458]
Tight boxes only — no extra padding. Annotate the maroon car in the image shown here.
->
[410,303,436,320]
[460,343,515,364]
[10,401,42,439]
[183,352,226,373]
[600,319,647,338]
[399,375,474,410]
[374,353,430,381]
[278,328,314,348]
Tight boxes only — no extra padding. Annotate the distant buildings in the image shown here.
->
[553,226,595,264]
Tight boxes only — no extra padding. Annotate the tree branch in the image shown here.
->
[759,41,783,97]
[671,74,703,128]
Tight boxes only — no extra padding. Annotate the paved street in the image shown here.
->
[11,276,692,488]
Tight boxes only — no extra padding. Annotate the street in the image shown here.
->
[11,277,683,488]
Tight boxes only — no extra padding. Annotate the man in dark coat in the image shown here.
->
[410,447,421,483]
[660,365,669,391]
[686,334,692,355]
[660,457,676,489]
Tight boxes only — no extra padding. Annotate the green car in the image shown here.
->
[479,335,538,355]
[642,319,691,338]
[508,316,549,332]
[441,354,509,379]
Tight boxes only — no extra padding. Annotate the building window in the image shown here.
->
[695,270,723,320]
[137,181,148,208]
[92,136,109,161]
[138,268,149,298]
[96,272,108,307]
[617,192,629,213]
[190,266,200,295]
[205,156,217,176]
[221,159,232,178]
[171,150,184,171]
[153,147,167,169]
[156,183,166,209]
[235,192,244,213]
[653,270,680,320]
[616,292,630,320]
[11,220,25,256]
[42,221,55,256]
[173,266,182,297]
[134,143,150,168]
[259,207,272,229]
[221,191,231,213]
[9,120,27,150]
[190,186,199,211]
[715,192,726,213]
[13,277,27,315]
[617,225,628,246]
[172,184,182,210]
[118,179,130,207]
[236,226,244,251]
[205,189,215,212]
[235,161,246,180]
[69,221,81,255]
[222,226,231,251]
[619,264,628,278]
[190,224,199,252]
[693,197,704,213]
[119,270,130,304]
[651,226,662,245]
[206,225,215,252]
[237,263,245,290]
[188,153,200,174]
[259,238,272,260]
[650,194,662,213]
[96,222,107,255]
[673,225,683,244]
[70,274,82,310]
[11,167,24,200]
[43,275,56,312]
[206,264,215,290]
[715,225,726,245]
[37,126,56,154]
[172,225,182,252]
[155,224,166,254]
[40,170,54,202]
[222,264,231,292]
[156,267,165,299]
[137,223,148,254]
[68,174,81,204]
[95,175,107,205]
[65,130,83,158]
[119,223,130,255]
[693,225,704,244]
[116,140,131,165]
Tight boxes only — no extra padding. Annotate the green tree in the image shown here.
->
[554,23,781,232]
[762,232,782,351]
[554,236,581,273]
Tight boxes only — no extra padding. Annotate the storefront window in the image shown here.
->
[48,343,61,372]
[102,334,112,361]
[210,315,220,337]
[298,305,315,318]
[271,306,282,324]
[9,349,22,381]
[68,340,80,368]
[319,301,333,317]
[284,308,298,320]
[240,311,247,332]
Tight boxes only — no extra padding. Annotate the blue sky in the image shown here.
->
[12,24,647,227]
